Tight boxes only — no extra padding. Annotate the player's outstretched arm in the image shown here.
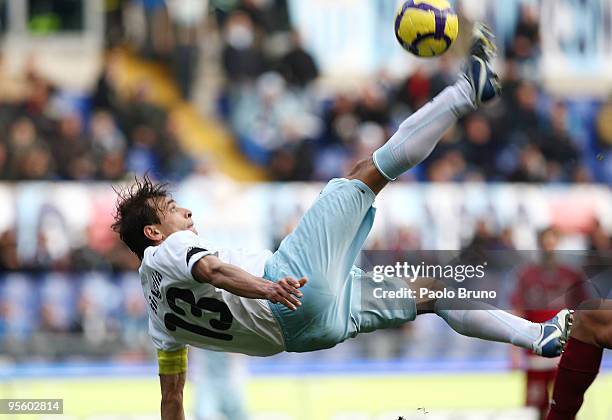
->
[158,349,187,420]
[193,255,307,311]
[160,373,185,420]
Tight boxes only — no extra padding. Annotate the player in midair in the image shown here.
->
[112,25,572,420]
[511,227,587,420]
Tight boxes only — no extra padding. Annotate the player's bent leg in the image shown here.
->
[346,158,388,195]
[370,24,501,183]
[371,79,475,182]
[265,176,377,296]
[264,180,378,352]
[546,307,611,420]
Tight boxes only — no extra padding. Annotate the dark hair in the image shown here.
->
[112,176,170,259]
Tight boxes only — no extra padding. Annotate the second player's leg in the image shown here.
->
[545,305,612,420]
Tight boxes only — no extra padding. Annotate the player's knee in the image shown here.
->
[346,158,387,194]
[317,321,351,348]
[347,158,372,178]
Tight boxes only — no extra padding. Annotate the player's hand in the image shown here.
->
[266,277,307,311]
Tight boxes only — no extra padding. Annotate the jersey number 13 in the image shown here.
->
[164,287,234,341]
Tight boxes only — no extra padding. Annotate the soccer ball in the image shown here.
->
[395,0,459,58]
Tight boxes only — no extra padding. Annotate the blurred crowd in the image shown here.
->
[0,48,193,181]
[215,2,611,183]
[0,271,151,361]
[0,1,609,184]
[0,51,196,182]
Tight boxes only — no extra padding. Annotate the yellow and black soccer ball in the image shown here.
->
[395,0,459,58]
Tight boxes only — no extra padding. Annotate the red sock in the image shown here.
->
[546,337,603,420]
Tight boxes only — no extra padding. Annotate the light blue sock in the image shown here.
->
[373,78,475,181]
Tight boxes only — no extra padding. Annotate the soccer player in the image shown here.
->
[191,349,248,420]
[112,25,572,420]
[511,227,587,420]
[545,306,612,420]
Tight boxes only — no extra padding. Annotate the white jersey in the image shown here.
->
[139,230,284,356]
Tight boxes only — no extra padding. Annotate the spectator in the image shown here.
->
[537,102,581,181]
[221,12,268,82]
[166,0,208,99]
[395,66,432,111]
[14,144,56,180]
[278,31,319,87]
[508,4,540,63]
[509,144,548,183]
[213,0,291,35]
[461,114,497,179]
[126,125,160,176]
[51,113,96,180]
[91,110,127,158]
[355,82,391,127]
[156,115,195,180]
[429,55,458,96]
[92,51,122,112]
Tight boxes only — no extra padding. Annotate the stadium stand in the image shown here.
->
[0,1,608,185]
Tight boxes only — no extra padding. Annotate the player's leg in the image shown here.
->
[264,177,379,351]
[525,369,556,420]
[525,370,552,420]
[347,24,500,194]
[353,275,569,357]
[346,158,388,195]
[412,278,571,357]
[546,306,612,420]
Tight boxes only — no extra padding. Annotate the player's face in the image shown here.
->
[540,230,558,253]
[154,197,198,238]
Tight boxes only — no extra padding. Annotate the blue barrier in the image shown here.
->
[1,357,611,380]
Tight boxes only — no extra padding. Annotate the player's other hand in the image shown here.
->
[266,277,307,311]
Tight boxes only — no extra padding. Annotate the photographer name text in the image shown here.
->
[373,287,497,300]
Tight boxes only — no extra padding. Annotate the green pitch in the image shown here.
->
[2,372,611,419]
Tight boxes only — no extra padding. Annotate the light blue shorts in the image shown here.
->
[265,178,417,353]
